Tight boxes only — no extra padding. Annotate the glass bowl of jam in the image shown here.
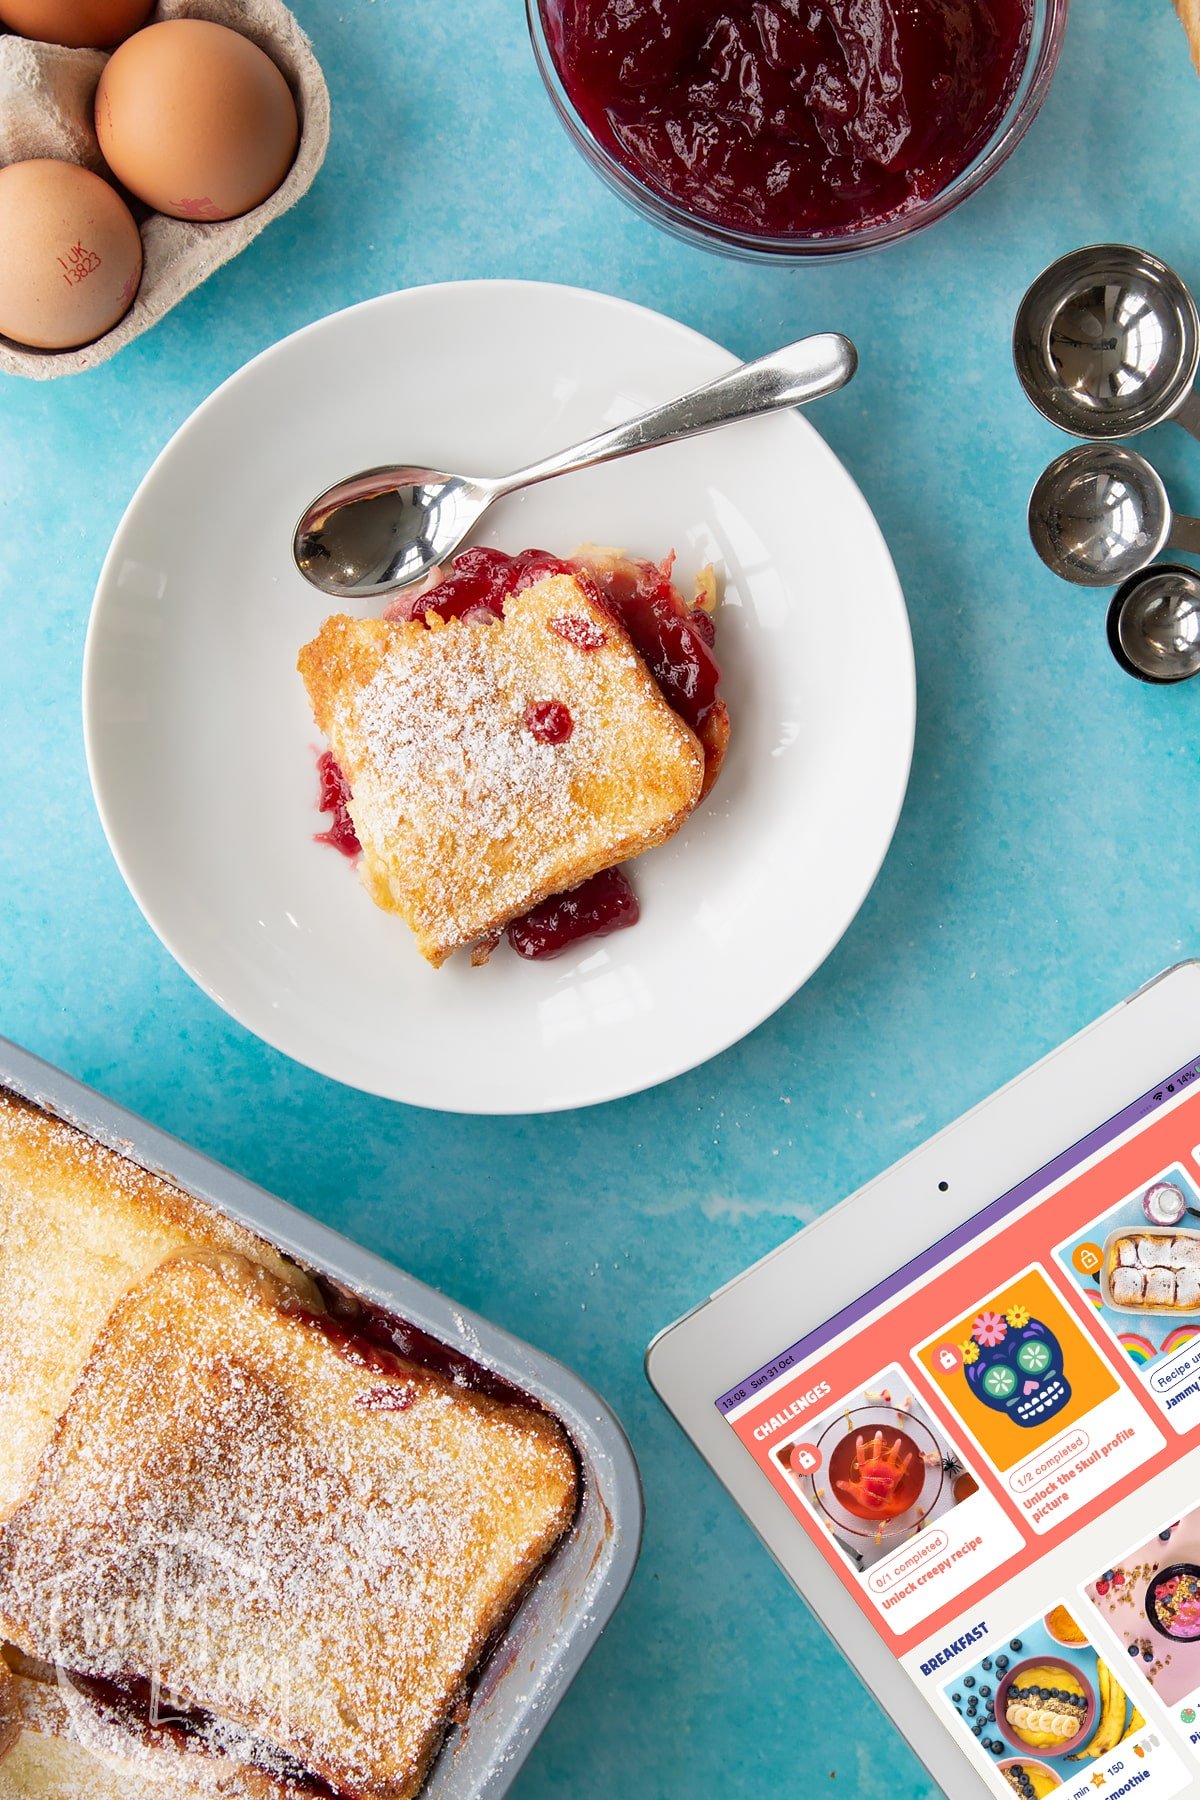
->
[528,0,1069,260]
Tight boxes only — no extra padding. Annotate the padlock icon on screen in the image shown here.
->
[935,1342,961,1374]
[789,1442,820,1474]
[1073,1241,1103,1276]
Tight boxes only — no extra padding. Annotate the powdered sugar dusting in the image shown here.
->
[0,1091,313,1522]
[351,614,583,883]
[0,1255,577,1800]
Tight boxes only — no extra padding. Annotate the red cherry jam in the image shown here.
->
[540,0,1034,240]
[53,1671,340,1797]
[315,749,361,857]
[507,867,640,960]
[396,544,721,737]
[578,552,720,735]
[524,699,574,743]
[386,546,580,624]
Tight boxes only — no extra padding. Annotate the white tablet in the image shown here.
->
[648,962,1200,1800]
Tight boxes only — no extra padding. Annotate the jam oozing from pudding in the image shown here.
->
[507,867,640,960]
[46,1669,338,1797]
[540,0,1034,239]
[524,698,574,743]
[388,544,722,738]
[386,546,580,624]
[577,550,721,736]
[314,748,361,857]
[313,1274,562,1412]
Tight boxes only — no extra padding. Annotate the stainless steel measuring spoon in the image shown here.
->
[1028,443,1200,588]
[1015,245,1200,440]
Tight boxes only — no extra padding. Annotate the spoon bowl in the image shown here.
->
[1028,443,1175,587]
[293,331,857,600]
[1014,244,1200,439]
[1107,564,1200,684]
[295,468,492,596]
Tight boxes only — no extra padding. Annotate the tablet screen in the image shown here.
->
[717,1054,1200,1800]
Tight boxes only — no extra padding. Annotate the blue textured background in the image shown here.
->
[2,2,1198,1794]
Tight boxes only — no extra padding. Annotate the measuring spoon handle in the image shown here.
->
[1169,512,1200,555]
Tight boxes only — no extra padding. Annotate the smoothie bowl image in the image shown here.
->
[995,1658,1096,1757]
[997,1759,1062,1797]
[527,0,1069,260]
[1146,1563,1200,1641]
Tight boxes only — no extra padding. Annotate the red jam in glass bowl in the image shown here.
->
[538,0,1035,240]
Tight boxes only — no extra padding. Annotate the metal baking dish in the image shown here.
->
[0,1033,642,1797]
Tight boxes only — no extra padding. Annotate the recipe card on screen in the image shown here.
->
[717,1061,1200,1799]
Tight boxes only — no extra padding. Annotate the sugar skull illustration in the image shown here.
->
[961,1304,1071,1428]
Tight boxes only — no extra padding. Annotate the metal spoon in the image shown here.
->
[1028,443,1200,588]
[1106,564,1200,684]
[293,332,857,599]
[1014,244,1200,440]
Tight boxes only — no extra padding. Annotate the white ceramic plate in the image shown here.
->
[84,282,914,1114]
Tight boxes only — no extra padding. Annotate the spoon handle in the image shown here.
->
[1169,513,1200,555]
[497,333,857,493]
[1174,390,1200,443]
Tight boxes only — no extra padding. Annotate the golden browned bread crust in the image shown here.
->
[298,573,705,965]
[0,1092,318,1521]
[1176,0,1200,71]
[698,701,731,800]
[0,1255,578,1800]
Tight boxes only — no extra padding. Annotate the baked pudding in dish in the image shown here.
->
[298,546,730,967]
[0,1088,579,1800]
[0,1256,577,1800]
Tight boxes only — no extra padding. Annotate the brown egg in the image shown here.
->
[0,0,153,49]
[95,19,299,222]
[0,158,142,350]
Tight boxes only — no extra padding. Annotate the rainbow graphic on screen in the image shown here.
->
[1163,1325,1200,1357]
[1118,1332,1156,1367]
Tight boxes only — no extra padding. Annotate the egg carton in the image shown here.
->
[0,0,330,378]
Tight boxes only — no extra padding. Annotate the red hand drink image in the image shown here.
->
[831,1427,922,1522]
